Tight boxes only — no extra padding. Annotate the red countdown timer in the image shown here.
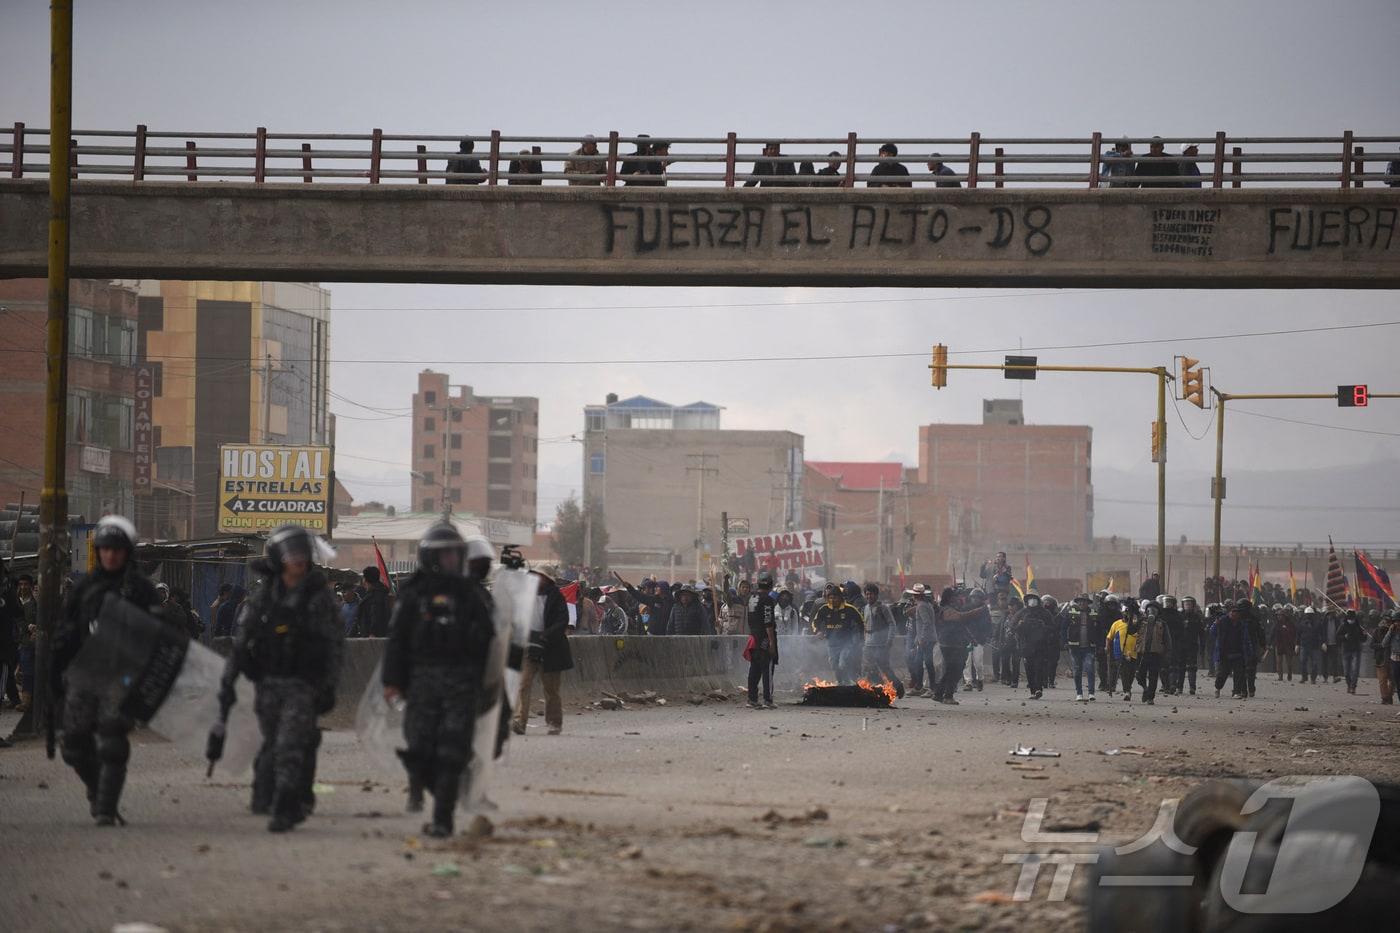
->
[1337,384,1369,407]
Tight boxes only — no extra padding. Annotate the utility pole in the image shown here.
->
[1210,386,1399,581]
[876,476,885,585]
[686,453,718,583]
[582,498,593,571]
[32,0,73,740]
[261,351,273,443]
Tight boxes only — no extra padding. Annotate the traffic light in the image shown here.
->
[1337,384,1369,407]
[1004,355,1038,380]
[1179,356,1206,409]
[930,343,948,388]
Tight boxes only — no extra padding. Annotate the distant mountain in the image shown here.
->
[1093,458,1400,548]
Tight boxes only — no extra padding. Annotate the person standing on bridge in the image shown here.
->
[445,138,484,185]
[508,150,544,185]
[926,154,960,187]
[868,143,911,187]
[744,142,797,187]
[564,135,606,186]
[1179,143,1203,188]
[1134,137,1179,188]
[814,151,844,187]
[1101,138,1135,187]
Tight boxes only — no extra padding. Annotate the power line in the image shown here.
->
[2,318,1393,368]
[1228,407,1400,438]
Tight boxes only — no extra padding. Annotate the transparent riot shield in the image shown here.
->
[65,593,260,775]
[354,568,538,813]
[460,567,537,812]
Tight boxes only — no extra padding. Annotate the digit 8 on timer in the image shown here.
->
[1337,384,1369,408]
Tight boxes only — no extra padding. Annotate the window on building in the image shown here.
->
[488,488,511,512]
[424,417,435,432]
[421,471,435,486]
[423,390,436,405]
[589,453,605,474]
[489,409,514,429]
[488,436,512,459]
[488,462,512,485]
[586,412,603,432]
[448,488,462,503]
[449,461,461,476]
[422,498,435,513]
[423,443,435,459]
[450,434,462,450]
[451,409,462,422]
[70,308,94,358]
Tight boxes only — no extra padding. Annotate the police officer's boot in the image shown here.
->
[298,729,322,821]
[61,737,101,817]
[268,791,301,833]
[93,730,129,826]
[407,778,425,813]
[250,749,274,815]
[424,767,460,838]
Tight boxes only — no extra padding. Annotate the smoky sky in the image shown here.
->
[2,0,1397,547]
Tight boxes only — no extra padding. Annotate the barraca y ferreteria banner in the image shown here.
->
[217,444,332,533]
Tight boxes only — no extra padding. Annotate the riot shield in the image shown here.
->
[461,567,537,812]
[354,568,539,813]
[65,593,260,775]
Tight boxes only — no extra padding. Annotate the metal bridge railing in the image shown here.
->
[2,125,1398,189]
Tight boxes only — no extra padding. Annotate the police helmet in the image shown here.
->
[1140,599,1159,616]
[1181,595,1197,608]
[1303,606,1316,615]
[1234,598,1253,613]
[1271,603,1284,612]
[1023,593,1041,609]
[1074,593,1092,605]
[266,524,317,570]
[1042,596,1058,611]
[464,534,494,581]
[93,515,138,552]
[1158,594,1178,611]
[417,521,467,574]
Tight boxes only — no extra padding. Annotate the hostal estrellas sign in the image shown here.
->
[218,445,332,533]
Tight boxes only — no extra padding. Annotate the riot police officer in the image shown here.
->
[223,525,343,833]
[383,523,496,837]
[52,515,169,826]
[745,573,777,709]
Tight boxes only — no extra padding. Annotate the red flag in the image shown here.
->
[372,536,394,595]
[558,581,580,627]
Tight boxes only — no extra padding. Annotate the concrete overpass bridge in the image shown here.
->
[2,126,1397,288]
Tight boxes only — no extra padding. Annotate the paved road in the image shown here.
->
[3,676,1398,932]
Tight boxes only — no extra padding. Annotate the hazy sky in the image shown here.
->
[3,0,1398,546]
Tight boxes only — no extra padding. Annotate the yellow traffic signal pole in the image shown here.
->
[30,0,73,739]
[932,358,1171,586]
[1210,389,1400,584]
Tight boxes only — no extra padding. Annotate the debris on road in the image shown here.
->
[1099,747,1148,756]
[1009,744,1061,758]
[430,862,461,878]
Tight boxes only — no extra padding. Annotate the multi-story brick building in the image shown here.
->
[916,399,1093,552]
[409,371,538,526]
[0,279,140,528]
[803,462,978,586]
